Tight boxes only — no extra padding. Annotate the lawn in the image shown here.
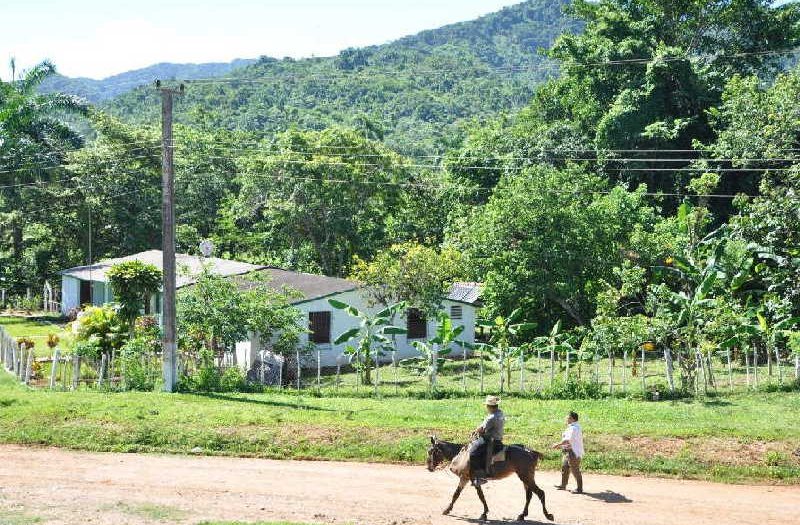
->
[1,369,798,485]
[0,314,70,353]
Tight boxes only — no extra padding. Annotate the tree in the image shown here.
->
[233,128,409,275]
[0,60,88,291]
[329,299,407,391]
[107,260,162,329]
[452,165,656,328]
[350,241,464,315]
[177,267,303,368]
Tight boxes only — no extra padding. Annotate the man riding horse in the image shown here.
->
[468,395,505,486]
[425,396,553,522]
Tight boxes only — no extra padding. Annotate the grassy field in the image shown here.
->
[301,349,798,399]
[1,369,798,485]
[0,314,70,353]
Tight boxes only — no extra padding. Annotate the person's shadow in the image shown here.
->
[580,490,632,503]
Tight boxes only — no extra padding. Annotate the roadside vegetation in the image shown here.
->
[1,371,798,484]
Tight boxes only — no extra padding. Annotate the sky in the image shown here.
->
[1,0,523,80]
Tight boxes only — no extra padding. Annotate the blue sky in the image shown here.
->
[1,0,523,80]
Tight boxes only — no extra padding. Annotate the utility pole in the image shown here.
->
[156,80,184,392]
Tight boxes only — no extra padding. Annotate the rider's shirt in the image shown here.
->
[481,409,505,441]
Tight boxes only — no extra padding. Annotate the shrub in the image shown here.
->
[120,336,159,391]
[220,367,247,392]
[539,379,605,400]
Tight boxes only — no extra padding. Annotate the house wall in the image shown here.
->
[61,276,80,315]
[237,289,478,370]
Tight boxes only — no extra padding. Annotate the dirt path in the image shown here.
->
[0,445,797,525]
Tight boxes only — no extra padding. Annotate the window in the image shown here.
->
[407,308,427,339]
[309,311,332,344]
[450,305,463,320]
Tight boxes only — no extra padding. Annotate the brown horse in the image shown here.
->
[426,436,553,522]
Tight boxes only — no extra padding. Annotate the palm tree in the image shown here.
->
[1,60,87,290]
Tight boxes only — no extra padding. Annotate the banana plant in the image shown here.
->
[477,308,536,394]
[531,320,571,388]
[401,311,470,394]
[746,309,799,385]
[330,300,407,393]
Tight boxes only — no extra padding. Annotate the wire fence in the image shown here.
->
[3,327,797,398]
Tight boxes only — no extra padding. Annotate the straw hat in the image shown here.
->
[484,395,501,406]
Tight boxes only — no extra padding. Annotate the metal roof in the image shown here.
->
[236,268,359,304]
[60,250,482,306]
[446,282,483,305]
[59,250,265,289]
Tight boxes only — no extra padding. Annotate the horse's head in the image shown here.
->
[426,435,447,472]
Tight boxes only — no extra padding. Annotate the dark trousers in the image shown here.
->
[470,440,503,473]
[561,450,583,491]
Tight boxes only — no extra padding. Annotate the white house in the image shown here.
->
[58,250,482,371]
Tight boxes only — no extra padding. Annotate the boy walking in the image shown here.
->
[553,411,583,494]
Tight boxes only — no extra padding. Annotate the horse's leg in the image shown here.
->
[443,478,468,515]
[531,480,553,522]
[475,484,489,521]
[517,480,533,521]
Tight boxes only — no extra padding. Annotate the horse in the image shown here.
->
[426,435,553,522]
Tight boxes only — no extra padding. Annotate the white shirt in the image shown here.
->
[563,422,584,458]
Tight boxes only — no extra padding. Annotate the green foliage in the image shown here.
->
[72,305,127,358]
[0,60,88,292]
[452,165,656,327]
[330,299,407,388]
[350,241,465,314]
[104,0,579,156]
[401,311,470,394]
[107,260,162,325]
[177,266,302,356]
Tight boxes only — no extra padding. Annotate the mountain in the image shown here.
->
[107,0,580,155]
[40,59,257,103]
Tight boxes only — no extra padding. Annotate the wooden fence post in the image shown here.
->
[72,354,81,390]
[24,349,34,385]
[664,346,675,394]
[97,353,108,387]
[50,348,60,389]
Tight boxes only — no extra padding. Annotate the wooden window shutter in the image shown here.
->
[309,311,332,344]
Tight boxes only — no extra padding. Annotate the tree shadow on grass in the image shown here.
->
[193,392,342,413]
[580,490,633,503]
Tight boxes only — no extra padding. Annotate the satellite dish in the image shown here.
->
[199,240,214,258]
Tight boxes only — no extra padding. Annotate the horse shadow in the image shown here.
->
[453,515,569,525]
[580,490,632,503]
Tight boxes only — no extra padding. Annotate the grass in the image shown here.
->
[105,502,184,521]
[0,509,41,525]
[0,314,69,353]
[1,368,798,485]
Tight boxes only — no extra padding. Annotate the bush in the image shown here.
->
[538,379,605,400]
[220,367,247,392]
[120,336,159,391]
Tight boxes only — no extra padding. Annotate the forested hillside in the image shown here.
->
[39,58,257,103]
[3,0,800,391]
[106,0,579,155]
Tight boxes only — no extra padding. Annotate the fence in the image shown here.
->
[3,326,797,397]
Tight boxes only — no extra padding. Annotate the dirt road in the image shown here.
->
[0,445,797,525]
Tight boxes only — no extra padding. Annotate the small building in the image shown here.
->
[58,250,482,370]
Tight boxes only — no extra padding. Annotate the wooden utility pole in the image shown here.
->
[156,80,184,392]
